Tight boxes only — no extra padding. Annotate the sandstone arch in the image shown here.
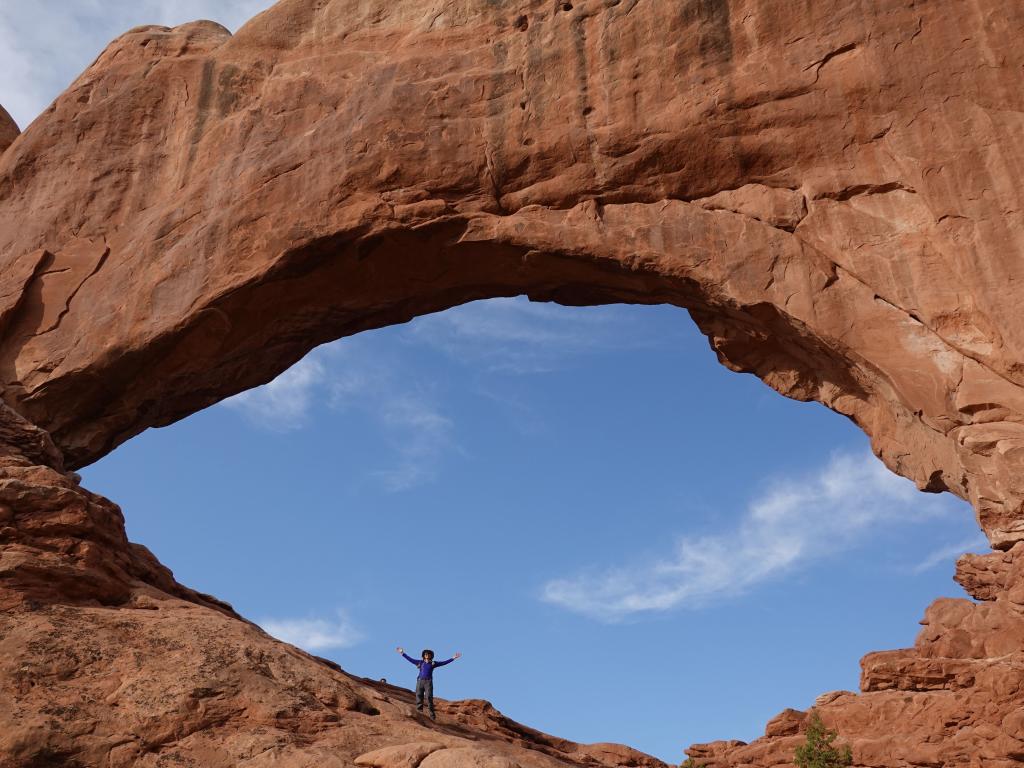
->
[1,0,1023,765]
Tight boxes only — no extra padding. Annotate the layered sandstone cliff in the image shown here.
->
[1,0,1023,765]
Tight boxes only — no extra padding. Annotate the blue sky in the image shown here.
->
[82,300,982,762]
[5,4,986,763]
[0,0,271,130]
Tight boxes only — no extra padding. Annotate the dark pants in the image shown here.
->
[415,677,434,716]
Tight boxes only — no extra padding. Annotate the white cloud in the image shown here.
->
[215,295,670,486]
[0,0,272,129]
[913,533,990,574]
[408,297,668,374]
[542,452,968,622]
[372,394,456,491]
[325,351,457,493]
[219,339,457,490]
[222,355,325,430]
[259,610,363,652]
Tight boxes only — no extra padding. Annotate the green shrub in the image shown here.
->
[680,760,707,768]
[794,713,852,768]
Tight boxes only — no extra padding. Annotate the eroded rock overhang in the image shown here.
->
[0,0,1022,549]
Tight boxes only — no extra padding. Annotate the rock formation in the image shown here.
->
[0,0,1022,765]
[0,106,17,156]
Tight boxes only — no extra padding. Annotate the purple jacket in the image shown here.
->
[402,653,454,680]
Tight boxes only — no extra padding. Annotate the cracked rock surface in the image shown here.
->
[0,0,1023,765]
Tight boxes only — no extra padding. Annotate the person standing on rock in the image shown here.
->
[396,646,461,720]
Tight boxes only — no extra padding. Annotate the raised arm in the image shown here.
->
[433,652,462,667]
[396,647,421,666]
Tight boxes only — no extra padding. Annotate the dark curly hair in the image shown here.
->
[421,649,435,659]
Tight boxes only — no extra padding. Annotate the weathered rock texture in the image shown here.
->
[0,0,1022,765]
[0,106,17,156]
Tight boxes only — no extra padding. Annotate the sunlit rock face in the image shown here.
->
[0,0,1023,764]
[0,106,17,155]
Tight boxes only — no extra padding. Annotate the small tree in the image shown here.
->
[680,760,707,768]
[794,713,852,768]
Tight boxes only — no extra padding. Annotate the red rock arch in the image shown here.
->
[1,1,1023,764]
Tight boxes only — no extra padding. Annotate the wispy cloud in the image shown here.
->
[219,340,456,491]
[259,610,363,652]
[322,342,457,492]
[542,452,967,622]
[216,297,683,488]
[407,297,670,373]
[0,0,271,129]
[222,355,325,431]
[372,394,456,491]
[913,533,990,574]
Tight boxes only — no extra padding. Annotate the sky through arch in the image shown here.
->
[81,299,983,761]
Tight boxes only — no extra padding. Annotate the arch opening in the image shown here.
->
[79,298,982,761]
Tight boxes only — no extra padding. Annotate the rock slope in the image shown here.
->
[0,0,1022,765]
[0,408,664,768]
